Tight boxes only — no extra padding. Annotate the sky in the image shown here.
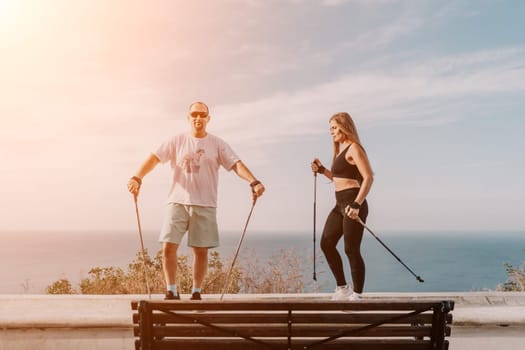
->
[1,0,524,235]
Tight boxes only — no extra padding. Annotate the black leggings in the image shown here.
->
[320,188,368,293]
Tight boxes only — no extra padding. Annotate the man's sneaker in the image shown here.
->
[349,292,363,301]
[164,290,180,300]
[190,291,201,300]
[331,285,351,300]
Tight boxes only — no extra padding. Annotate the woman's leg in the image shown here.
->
[343,201,369,293]
[320,207,346,286]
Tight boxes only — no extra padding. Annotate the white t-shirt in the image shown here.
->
[154,133,240,208]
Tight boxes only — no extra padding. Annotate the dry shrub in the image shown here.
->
[497,251,525,292]
[46,248,307,294]
[238,247,305,293]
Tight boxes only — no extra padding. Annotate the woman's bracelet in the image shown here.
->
[250,180,261,188]
[349,201,361,209]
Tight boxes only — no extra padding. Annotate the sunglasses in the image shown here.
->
[190,111,209,118]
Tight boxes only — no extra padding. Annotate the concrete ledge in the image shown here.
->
[1,292,524,328]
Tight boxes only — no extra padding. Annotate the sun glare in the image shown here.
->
[0,0,18,15]
[0,0,22,29]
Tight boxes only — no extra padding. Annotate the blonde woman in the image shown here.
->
[311,112,374,300]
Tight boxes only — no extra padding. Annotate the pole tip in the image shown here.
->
[417,276,424,283]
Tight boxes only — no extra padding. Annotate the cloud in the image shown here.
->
[211,47,525,147]
[322,0,398,6]
[341,15,423,52]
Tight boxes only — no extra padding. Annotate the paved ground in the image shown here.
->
[451,325,525,349]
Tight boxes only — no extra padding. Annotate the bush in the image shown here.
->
[497,250,525,292]
[239,247,304,293]
[45,248,305,294]
[73,249,241,295]
[46,278,76,294]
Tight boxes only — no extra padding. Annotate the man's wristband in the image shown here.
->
[131,176,142,185]
[250,180,261,188]
[317,165,326,174]
[349,201,361,209]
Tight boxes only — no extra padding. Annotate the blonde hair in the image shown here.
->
[330,112,364,162]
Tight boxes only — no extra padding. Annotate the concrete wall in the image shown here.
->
[1,292,524,350]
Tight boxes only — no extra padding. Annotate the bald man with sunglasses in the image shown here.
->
[128,101,265,300]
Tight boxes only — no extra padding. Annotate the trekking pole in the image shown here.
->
[313,172,317,281]
[133,193,152,299]
[355,217,424,283]
[220,196,258,301]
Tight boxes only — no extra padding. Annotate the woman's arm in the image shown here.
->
[345,145,373,219]
[311,158,333,180]
[348,145,373,204]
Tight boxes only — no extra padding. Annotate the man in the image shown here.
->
[127,101,265,300]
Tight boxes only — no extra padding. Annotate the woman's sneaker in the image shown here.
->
[348,292,363,301]
[331,285,351,300]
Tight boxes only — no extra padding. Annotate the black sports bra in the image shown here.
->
[331,144,363,183]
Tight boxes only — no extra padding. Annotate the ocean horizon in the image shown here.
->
[2,229,524,294]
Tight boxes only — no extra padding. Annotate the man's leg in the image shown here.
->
[162,242,179,287]
[187,205,216,299]
[192,247,209,289]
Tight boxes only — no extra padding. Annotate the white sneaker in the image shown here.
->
[331,285,351,300]
[348,292,363,301]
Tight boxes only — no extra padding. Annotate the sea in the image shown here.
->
[1,230,524,294]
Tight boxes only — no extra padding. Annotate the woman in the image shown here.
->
[311,112,374,300]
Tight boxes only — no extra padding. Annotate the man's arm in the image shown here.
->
[231,160,265,198]
[127,153,160,196]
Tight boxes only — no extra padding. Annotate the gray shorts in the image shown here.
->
[159,203,219,248]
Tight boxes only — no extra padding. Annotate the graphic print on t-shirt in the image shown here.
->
[180,148,206,173]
